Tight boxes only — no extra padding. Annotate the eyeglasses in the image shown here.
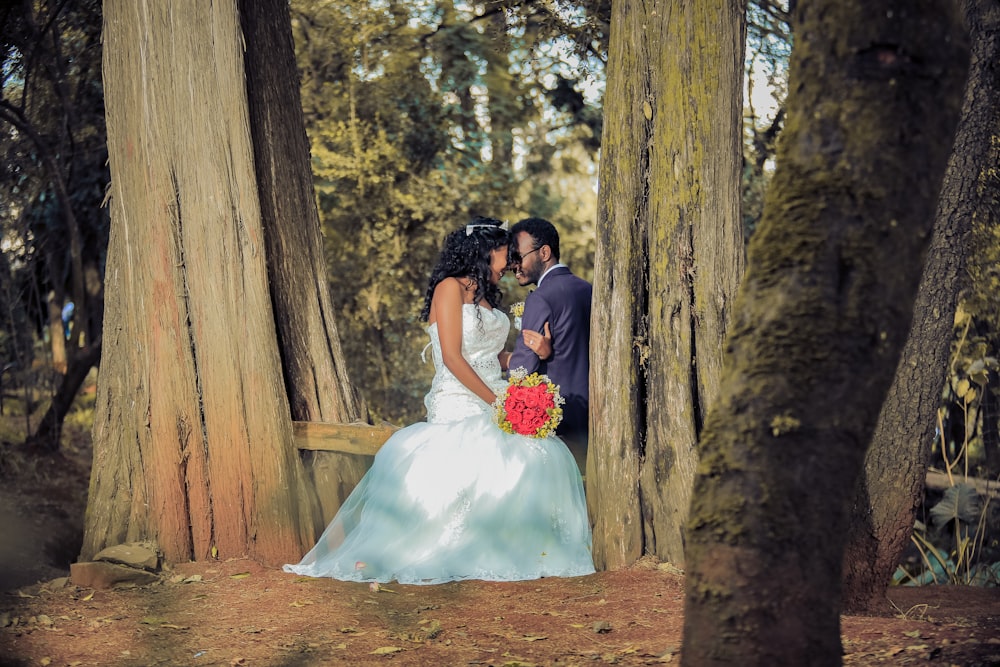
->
[516,247,542,262]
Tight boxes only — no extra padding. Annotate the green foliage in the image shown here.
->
[895,312,1000,588]
[292,0,601,422]
[0,0,109,366]
[929,483,983,527]
[901,496,998,587]
[937,306,1000,478]
[0,250,33,370]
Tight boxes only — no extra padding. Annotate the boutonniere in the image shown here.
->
[510,301,525,330]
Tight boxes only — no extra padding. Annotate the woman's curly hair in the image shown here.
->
[420,217,510,321]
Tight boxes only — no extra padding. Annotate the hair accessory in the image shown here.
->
[466,220,509,236]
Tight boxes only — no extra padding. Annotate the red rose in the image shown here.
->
[495,370,564,437]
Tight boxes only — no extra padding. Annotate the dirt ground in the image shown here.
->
[2,556,1000,667]
[2,445,1000,666]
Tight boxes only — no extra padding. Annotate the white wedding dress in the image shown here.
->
[283,304,594,584]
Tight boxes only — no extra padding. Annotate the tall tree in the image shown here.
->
[681,1,968,665]
[588,0,745,569]
[238,0,368,525]
[84,0,318,565]
[841,0,1000,612]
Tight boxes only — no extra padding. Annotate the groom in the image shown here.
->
[508,217,592,475]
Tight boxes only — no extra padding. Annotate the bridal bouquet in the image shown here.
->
[494,367,564,438]
[510,301,525,330]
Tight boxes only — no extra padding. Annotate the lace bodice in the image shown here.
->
[424,304,510,423]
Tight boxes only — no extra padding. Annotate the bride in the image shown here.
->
[283,217,594,584]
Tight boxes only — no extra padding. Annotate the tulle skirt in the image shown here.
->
[283,412,595,584]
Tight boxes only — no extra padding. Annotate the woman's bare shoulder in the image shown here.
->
[429,278,465,325]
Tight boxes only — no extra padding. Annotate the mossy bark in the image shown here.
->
[681,1,969,664]
[842,0,1000,612]
[589,0,744,570]
[84,0,318,567]
[239,0,369,531]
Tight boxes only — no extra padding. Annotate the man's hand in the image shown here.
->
[523,322,552,360]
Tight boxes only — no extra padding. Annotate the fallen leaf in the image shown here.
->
[371,646,402,655]
[81,591,94,601]
[657,562,685,576]
[522,635,547,642]
[230,572,251,579]
[161,624,188,630]
[657,645,679,662]
[423,620,443,640]
[593,620,612,634]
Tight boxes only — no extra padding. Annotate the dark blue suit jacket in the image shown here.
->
[509,266,592,440]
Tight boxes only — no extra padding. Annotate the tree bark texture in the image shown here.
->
[589,0,745,569]
[238,0,369,529]
[841,0,1000,613]
[681,1,968,665]
[84,0,318,566]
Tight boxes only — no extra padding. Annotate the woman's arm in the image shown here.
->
[431,279,500,405]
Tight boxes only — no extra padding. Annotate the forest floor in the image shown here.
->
[2,413,1000,666]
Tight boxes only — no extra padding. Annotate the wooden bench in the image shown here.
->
[292,421,398,456]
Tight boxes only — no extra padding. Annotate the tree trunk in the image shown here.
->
[46,291,67,375]
[589,0,744,569]
[27,340,101,451]
[681,1,968,664]
[84,0,317,566]
[238,0,369,529]
[841,0,1000,613]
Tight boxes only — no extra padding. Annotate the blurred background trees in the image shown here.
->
[290,0,606,422]
[0,0,107,448]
